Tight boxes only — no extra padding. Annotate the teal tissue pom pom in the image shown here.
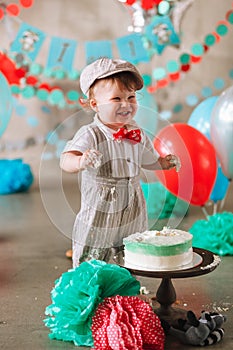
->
[189,212,233,256]
[44,260,140,347]
[0,159,34,194]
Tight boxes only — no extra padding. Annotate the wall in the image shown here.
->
[0,0,232,187]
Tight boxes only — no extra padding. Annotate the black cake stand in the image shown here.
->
[114,247,221,324]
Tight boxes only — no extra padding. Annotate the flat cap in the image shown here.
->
[80,57,144,96]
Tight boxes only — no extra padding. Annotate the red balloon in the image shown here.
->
[0,53,21,85]
[20,0,34,8]
[153,123,217,206]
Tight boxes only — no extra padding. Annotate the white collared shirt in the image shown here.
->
[63,114,159,178]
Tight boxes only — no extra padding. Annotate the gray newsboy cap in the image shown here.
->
[80,57,144,96]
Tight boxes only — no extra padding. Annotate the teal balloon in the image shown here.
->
[210,161,230,203]
[0,73,13,137]
[188,96,218,139]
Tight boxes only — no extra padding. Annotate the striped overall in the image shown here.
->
[72,126,148,267]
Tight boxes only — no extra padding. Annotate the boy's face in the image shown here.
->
[90,79,138,130]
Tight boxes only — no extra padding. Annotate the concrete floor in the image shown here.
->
[0,170,232,350]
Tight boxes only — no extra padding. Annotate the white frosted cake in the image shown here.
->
[123,227,193,270]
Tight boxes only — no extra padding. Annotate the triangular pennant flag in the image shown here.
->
[10,22,46,61]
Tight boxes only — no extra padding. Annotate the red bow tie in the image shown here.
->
[113,127,141,144]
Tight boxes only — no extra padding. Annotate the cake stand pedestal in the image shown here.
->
[114,247,221,325]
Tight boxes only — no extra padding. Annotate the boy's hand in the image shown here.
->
[80,149,103,169]
[159,154,181,172]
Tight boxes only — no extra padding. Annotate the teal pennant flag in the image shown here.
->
[85,40,113,64]
[46,36,77,73]
[116,33,149,64]
[10,22,46,61]
[145,15,180,55]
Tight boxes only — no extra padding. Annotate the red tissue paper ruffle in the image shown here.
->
[91,295,165,350]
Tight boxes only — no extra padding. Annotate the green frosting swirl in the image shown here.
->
[124,240,192,256]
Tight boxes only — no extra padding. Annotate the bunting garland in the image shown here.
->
[8,20,180,66]
[0,0,33,20]
[1,66,232,154]
[0,2,232,109]
[147,14,233,92]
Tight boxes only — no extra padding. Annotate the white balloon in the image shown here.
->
[210,85,233,179]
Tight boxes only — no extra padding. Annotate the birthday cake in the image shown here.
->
[123,227,193,270]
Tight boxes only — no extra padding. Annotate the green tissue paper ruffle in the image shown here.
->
[189,211,233,256]
[44,260,141,347]
[141,181,189,219]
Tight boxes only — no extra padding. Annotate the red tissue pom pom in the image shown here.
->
[92,295,165,350]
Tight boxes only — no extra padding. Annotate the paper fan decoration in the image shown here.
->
[44,260,140,347]
[189,212,233,256]
[92,295,165,350]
